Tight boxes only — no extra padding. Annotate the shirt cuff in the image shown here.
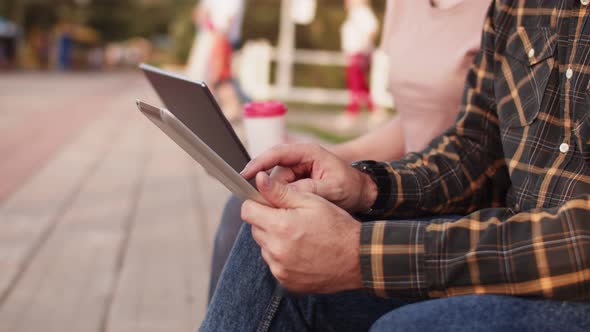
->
[359,220,428,298]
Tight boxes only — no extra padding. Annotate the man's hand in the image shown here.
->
[241,143,377,213]
[241,172,363,294]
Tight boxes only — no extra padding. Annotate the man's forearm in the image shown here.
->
[331,116,406,163]
[360,196,590,300]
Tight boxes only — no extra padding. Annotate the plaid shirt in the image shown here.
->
[360,0,590,300]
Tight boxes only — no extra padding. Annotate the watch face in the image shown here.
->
[352,160,377,170]
[351,161,391,212]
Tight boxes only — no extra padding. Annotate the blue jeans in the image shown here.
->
[208,195,244,301]
[202,217,590,331]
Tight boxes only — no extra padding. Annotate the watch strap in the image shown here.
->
[352,160,392,214]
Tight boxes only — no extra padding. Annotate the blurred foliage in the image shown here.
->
[3,0,386,88]
[2,0,194,41]
[2,0,385,52]
[168,5,196,65]
[293,63,347,89]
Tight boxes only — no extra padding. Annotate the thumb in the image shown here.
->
[287,178,322,196]
[256,172,306,209]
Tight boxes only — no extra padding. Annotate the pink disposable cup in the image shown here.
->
[243,101,288,157]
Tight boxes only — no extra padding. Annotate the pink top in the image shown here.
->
[381,0,489,153]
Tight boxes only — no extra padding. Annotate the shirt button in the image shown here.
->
[528,48,535,58]
[566,68,574,79]
[582,0,590,6]
[559,143,569,153]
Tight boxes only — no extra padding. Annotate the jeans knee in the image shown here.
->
[368,306,424,332]
[370,295,590,332]
[368,295,504,332]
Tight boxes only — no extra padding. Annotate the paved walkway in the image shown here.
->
[0,72,232,331]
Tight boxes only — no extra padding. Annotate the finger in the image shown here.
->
[256,172,308,209]
[260,247,279,270]
[287,178,321,195]
[250,225,268,249]
[241,199,279,231]
[270,166,296,184]
[240,144,318,179]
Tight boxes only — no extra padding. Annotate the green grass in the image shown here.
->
[285,102,345,113]
[286,102,396,115]
[287,123,359,144]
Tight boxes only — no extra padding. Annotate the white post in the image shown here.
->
[276,0,295,99]
[239,40,272,100]
[370,49,394,109]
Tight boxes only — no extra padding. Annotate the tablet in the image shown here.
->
[136,100,267,205]
[139,64,251,174]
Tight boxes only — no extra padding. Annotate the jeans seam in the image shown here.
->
[256,285,285,332]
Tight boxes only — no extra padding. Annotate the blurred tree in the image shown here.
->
[3,0,192,41]
[3,0,386,71]
[84,0,140,41]
[168,0,196,64]
[242,0,385,50]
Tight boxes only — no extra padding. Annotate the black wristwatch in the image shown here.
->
[351,160,391,215]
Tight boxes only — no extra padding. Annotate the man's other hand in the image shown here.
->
[240,143,377,213]
[241,172,363,294]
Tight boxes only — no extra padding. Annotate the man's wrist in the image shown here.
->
[358,171,378,212]
[343,221,363,290]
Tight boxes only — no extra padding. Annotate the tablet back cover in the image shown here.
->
[140,64,251,173]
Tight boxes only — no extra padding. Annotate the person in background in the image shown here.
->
[0,17,18,69]
[335,0,490,161]
[30,27,50,70]
[205,0,243,83]
[186,0,215,80]
[190,0,248,120]
[54,23,73,71]
[207,0,491,302]
[338,0,378,129]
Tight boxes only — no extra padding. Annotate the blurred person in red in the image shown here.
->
[186,0,249,120]
[339,0,378,129]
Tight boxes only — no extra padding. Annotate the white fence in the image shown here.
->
[238,40,394,108]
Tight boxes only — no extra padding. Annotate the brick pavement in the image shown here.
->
[0,72,230,331]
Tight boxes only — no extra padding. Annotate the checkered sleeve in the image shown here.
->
[361,197,590,300]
